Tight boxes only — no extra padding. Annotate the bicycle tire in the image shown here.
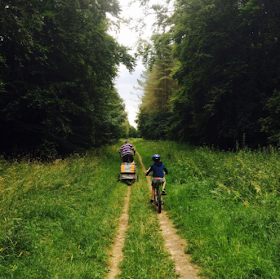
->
[157,186,161,213]
[154,188,158,205]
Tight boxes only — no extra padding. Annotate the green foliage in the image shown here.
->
[0,0,135,156]
[168,0,280,148]
[136,44,178,140]
[0,142,180,278]
[134,139,280,278]
[136,0,280,148]
[137,111,171,140]
[260,91,280,145]
[0,144,127,278]
[121,119,130,138]
[91,88,128,146]
[128,125,139,138]
[0,55,6,93]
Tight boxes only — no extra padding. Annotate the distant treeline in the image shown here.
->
[0,0,135,157]
[137,0,280,149]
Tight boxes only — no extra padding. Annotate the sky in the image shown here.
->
[109,1,156,128]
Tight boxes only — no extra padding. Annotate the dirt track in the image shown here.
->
[106,153,200,278]
[106,186,131,279]
[138,152,200,279]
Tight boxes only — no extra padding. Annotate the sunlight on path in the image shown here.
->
[106,186,131,279]
[137,152,201,279]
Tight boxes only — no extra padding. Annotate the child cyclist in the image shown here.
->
[146,154,168,204]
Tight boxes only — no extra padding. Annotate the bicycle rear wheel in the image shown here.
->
[157,187,161,213]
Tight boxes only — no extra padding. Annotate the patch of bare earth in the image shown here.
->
[138,152,201,279]
[106,186,131,279]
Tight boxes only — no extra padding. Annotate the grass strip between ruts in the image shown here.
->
[0,144,127,278]
[116,153,178,279]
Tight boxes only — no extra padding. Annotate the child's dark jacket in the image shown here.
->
[148,161,168,178]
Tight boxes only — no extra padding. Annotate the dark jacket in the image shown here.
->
[148,161,168,178]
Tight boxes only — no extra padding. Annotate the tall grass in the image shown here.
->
[0,145,127,278]
[133,139,280,278]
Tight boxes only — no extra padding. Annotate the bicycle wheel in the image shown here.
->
[154,188,158,205]
[157,187,161,213]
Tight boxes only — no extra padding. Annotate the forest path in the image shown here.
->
[106,185,131,279]
[137,152,201,279]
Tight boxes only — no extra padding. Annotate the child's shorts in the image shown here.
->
[152,177,165,188]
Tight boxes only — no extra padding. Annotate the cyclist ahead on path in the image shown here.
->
[119,140,136,162]
[146,154,168,204]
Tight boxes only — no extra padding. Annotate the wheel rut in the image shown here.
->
[106,185,131,279]
[137,152,201,279]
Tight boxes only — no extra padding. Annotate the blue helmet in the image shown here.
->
[152,154,161,160]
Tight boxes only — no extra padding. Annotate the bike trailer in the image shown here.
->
[119,162,138,182]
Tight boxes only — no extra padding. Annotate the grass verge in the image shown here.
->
[0,144,127,278]
[133,139,280,279]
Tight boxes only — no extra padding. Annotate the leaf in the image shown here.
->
[243,201,250,207]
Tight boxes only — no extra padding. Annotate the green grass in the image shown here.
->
[3,138,279,278]
[117,153,178,279]
[133,139,280,279]
[0,145,127,278]
[0,142,178,279]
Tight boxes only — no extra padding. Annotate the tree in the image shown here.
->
[136,39,178,139]
[128,125,139,138]
[169,0,280,148]
[0,0,135,156]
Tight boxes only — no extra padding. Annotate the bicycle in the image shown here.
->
[153,180,164,213]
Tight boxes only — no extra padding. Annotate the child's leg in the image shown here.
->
[162,181,166,191]
[152,188,155,200]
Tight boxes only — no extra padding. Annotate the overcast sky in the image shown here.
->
[109,0,156,128]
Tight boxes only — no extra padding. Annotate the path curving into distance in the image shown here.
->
[137,152,201,279]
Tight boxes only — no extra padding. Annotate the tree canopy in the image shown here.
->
[0,0,135,156]
[136,0,280,148]
[136,43,178,140]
